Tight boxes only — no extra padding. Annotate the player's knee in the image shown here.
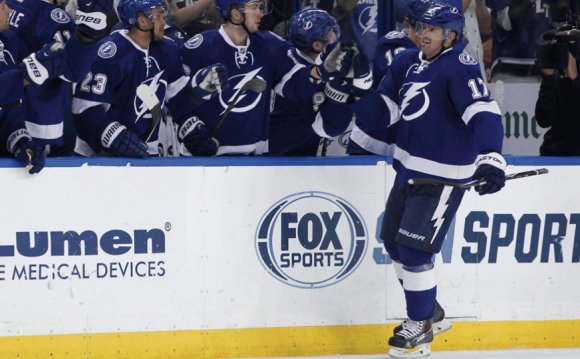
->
[398,244,433,267]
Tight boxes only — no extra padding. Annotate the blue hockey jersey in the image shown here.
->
[269,46,353,156]
[7,0,76,145]
[352,46,503,182]
[347,30,414,156]
[72,30,190,156]
[181,27,318,155]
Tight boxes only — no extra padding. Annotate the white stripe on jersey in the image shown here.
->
[350,123,390,156]
[393,144,476,180]
[166,75,189,101]
[72,98,111,114]
[461,100,501,125]
[216,140,269,156]
[25,121,64,140]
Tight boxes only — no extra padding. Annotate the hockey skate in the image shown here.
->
[388,319,433,358]
[393,301,452,336]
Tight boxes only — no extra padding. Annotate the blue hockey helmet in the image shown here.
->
[406,0,433,26]
[216,0,270,21]
[288,8,340,53]
[117,0,165,28]
[419,3,464,39]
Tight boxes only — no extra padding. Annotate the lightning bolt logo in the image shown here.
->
[430,187,452,244]
[400,82,430,121]
[219,67,263,114]
[135,70,167,121]
[359,4,378,35]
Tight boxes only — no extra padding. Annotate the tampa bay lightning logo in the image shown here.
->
[357,2,377,35]
[98,41,117,59]
[184,34,203,49]
[133,60,167,122]
[400,81,431,121]
[51,8,71,24]
[255,191,368,289]
[218,68,264,114]
[459,51,478,66]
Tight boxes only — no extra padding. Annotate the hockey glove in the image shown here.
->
[473,152,507,195]
[191,63,228,99]
[315,42,353,82]
[101,122,149,158]
[346,43,373,96]
[21,42,65,86]
[13,138,45,175]
[75,0,115,42]
[324,78,353,104]
[178,117,218,156]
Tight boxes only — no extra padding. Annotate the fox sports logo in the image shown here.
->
[255,192,368,288]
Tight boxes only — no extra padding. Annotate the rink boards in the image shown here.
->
[0,156,578,358]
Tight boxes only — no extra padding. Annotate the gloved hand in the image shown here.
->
[191,63,228,99]
[21,42,65,85]
[324,78,353,104]
[178,117,218,156]
[473,152,507,195]
[13,138,45,175]
[75,0,115,42]
[101,121,148,158]
[315,42,353,82]
[346,43,373,96]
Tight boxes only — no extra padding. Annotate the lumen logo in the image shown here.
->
[255,192,368,288]
[0,228,167,257]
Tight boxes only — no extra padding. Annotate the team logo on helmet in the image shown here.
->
[255,191,368,289]
[386,31,405,40]
[459,51,478,65]
[51,8,71,24]
[184,34,204,49]
[98,41,117,59]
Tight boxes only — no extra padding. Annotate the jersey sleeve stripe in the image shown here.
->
[311,112,331,138]
[350,123,390,156]
[461,100,501,125]
[72,98,111,114]
[166,75,190,101]
[24,121,64,140]
[274,63,305,97]
[393,144,476,180]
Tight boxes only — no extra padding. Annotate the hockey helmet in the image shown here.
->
[117,0,165,28]
[418,3,464,40]
[406,0,433,26]
[288,8,340,53]
[216,0,270,21]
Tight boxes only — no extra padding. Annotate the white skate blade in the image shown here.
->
[388,343,431,358]
[433,318,452,336]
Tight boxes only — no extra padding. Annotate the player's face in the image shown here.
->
[242,1,265,33]
[150,6,166,41]
[416,23,446,59]
[0,1,10,32]
[326,29,338,45]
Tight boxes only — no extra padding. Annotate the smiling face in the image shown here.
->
[415,22,456,59]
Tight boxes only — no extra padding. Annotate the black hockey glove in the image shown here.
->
[178,117,218,156]
[75,0,115,42]
[191,63,229,99]
[21,42,65,86]
[13,137,45,175]
[101,122,149,158]
[315,42,353,82]
[473,152,507,195]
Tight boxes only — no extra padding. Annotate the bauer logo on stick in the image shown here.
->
[255,191,368,288]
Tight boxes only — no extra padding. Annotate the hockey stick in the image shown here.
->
[408,168,549,188]
[211,78,267,136]
[136,84,163,142]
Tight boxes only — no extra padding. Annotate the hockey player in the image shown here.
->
[72,0,223,157]
[0,0,45,173]
[7,0,118,155]
[351,4,505,357]
[269,8,360,156]
[346,0,428,156]
[180,0,354,155]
